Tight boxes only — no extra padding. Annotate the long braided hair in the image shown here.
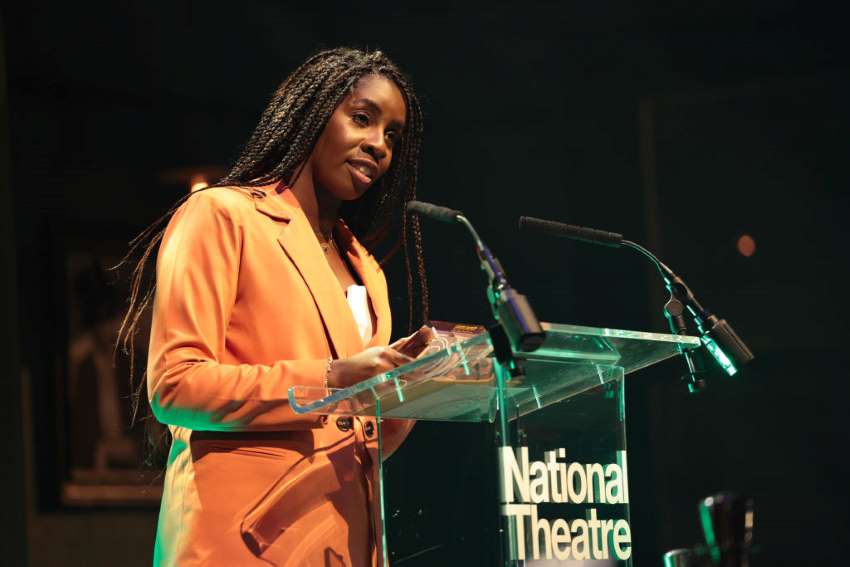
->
[117,48,429,462]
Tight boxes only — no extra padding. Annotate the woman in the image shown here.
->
[121,48,429,566]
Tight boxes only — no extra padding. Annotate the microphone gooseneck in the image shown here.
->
[408,201,545,353]
[518,215,754,384]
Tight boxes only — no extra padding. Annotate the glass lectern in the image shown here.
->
[289,322,699,566]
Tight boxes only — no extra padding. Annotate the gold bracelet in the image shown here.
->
[323,357,333,390]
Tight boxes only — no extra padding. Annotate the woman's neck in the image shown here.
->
[288,167,340,237]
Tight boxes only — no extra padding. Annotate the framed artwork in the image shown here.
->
[59,233,163,507]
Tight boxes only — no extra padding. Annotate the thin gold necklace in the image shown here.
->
[314,230,336,254]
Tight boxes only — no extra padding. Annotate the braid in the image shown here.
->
[117,48,430,459]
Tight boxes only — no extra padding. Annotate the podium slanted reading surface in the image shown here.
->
[289,322,699,566]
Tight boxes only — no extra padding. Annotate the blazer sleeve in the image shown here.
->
[147,191,326,431]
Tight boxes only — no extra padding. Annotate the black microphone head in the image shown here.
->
[662,549,699,567]
[699,492,754,560]
[518,216,623,247]
[707,317,755,366]
[405,200,429,215]
[406,200,462,223]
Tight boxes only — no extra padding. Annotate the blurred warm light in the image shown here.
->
[737,234,756,257]
[190,174,209,193]
[158,165,226,189]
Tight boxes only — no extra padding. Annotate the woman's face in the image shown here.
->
[308,74,407,201]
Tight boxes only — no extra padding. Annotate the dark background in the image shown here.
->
[2,1,848,565]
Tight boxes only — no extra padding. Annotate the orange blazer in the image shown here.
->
[147,183,411,566]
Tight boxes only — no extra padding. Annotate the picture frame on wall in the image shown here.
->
[58,231,163,507]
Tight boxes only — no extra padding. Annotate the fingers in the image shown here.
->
[414,324,434,336]
[333,346,416,388]
[390,325,436,358]
[390,325,432,348]
[412,325,432,341]
[383,347,414,368]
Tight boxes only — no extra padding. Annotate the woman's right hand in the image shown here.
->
[326,346,413,389]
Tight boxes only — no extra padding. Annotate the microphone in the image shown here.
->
[406,200,461,223]
[664,492,755,567]
[699,492,755,566]
[407,200,545,353]
[518,215,754,382]
[518,216,623,247]
[662,549,699,567]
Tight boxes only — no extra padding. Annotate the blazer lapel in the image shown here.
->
[254,186,364,358]
[335,223,392,348]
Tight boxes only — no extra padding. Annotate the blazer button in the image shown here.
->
[336,417,353,432]
[364,421,375,438]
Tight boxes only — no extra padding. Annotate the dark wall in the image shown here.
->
[3,1,848,565]
[0,10,27,567]
[636,74,850,564]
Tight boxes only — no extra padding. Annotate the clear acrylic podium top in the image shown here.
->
[288,322,700,423]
